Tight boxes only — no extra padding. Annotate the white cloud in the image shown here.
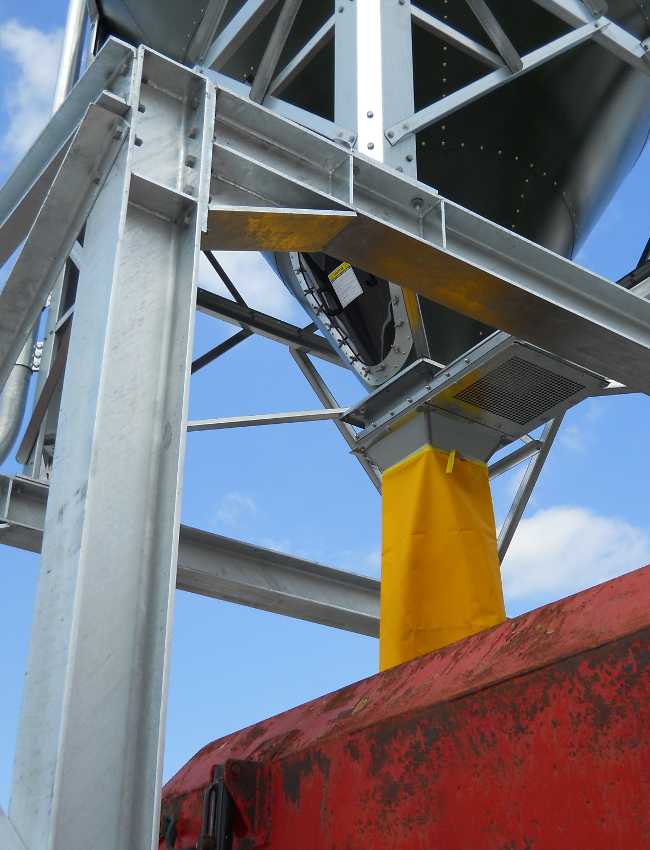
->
[585,400,606,422]
[0,21,63,160]
[559,423,587,452]
[198,252,300,323]
[259,536,292,554]
[215,492,256,527]
[502,505,650,602]
[331,546,381,577]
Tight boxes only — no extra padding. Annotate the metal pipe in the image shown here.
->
[52,0,89,113]
[0,332,35,465]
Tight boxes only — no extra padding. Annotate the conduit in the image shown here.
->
[0,331,36,466]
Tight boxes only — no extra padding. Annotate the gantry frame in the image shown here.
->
[0,0,649,848]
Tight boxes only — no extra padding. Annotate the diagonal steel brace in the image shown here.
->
[0,103,128,394]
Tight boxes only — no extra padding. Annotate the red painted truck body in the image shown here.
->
[160,564,650,849]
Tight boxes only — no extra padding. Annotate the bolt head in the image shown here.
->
[387,130,394,138]
[230,762,242,779]
[411,197,424,210]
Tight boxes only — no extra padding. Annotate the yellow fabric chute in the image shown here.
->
[379,444,506,671]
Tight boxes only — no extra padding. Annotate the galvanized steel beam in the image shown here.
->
[196,288,345,366]
[0,103,128,396]
[531,0,650,74]
[0,472,381,638]
[290,349,383,492]
[250,0,304,104]
[0,808,27,850]
[0,38,134,270]
[488,440,543,481]
[204,0,282,71]
[385,21,606,142]
[498,416,564,561]
[204,68,356,146]
[8,49,214,850]
[187,408,348,430]
[177,526,380,637]
[410,6,504,70]
[209,85,650,395]
[269,17,335,97]
[334,0,416,170]
[464,0,523,72]
[185,0,230,66]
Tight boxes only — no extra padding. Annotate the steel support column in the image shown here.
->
[8,49,213,850]
[335,0,416,170]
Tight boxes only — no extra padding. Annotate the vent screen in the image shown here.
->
[454,356,585,425]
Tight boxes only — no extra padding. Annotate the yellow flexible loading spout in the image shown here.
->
[379,444,506,671]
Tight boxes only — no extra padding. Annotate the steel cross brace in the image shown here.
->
[383,0,650,140]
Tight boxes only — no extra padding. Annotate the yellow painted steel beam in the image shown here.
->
[201,206,356,252]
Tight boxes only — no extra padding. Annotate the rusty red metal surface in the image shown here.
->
[161,565,650,849]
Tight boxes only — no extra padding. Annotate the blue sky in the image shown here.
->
[1,0,650,811]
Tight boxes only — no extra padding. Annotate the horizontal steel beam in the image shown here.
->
[204,68,356,147]
[187,408,347,431]
[488,440,542,480]
[196,287,345,366]
[202,206,355,251]
[209,85,650,396]
[0,473,380,637]
[177,526,380,636]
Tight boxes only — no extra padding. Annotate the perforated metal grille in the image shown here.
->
[454,356,585,425]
